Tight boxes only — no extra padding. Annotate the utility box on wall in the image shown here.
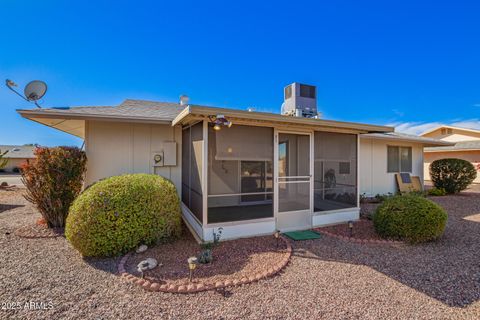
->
[152,141,177,167]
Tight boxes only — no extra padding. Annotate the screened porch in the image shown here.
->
[181,120,358,230]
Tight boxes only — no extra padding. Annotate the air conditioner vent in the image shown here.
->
[281,82,319,118]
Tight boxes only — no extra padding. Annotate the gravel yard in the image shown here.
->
[1,189,479,319]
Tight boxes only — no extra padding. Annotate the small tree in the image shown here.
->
[429,158,477,194]
[21,147,87,228]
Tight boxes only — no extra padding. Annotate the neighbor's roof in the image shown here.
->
[17,99,394,138]
[421,125,480,136]
[361,132,454,147]
[0,145,35,159]
[425,140,480,152]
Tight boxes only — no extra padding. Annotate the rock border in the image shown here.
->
[117,236,292,294]
[316,229,403,244]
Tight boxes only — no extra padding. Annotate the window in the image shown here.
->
[387,146,412,173]
[181,122,204,222]
[314,132,357,212]
[207,125,274,223]
[300,84,316,98]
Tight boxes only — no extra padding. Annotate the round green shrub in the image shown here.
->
[429,158,477,194]
[373,195,447,243]
[66,174,182,257]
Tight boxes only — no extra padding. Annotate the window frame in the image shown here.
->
[387,145,412,173]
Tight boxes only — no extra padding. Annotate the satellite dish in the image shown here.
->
[24,80,47,101]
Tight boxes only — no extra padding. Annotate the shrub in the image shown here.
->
[429,158,477,194]
[21,147,87,228]
[373,194,447,243]
[427,187,447,196]
[65,174,182,257]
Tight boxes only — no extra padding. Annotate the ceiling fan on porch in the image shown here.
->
[208,115,233,131]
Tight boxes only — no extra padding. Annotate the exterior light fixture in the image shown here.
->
[188,256,198,282]
[348,220,354,237]
[209,115,232,131]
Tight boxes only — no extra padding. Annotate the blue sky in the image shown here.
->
[1,0,479,146]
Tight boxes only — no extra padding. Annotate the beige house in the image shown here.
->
[421,125,480,183]
[0,145,35,172]
[17,84,449,240]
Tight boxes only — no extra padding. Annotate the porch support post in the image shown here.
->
[310,130,314,219]
[202,120,208,236]
[273,128,278,228]
[356,133,360,208]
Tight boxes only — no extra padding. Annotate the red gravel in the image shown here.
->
[1,189,479,319]
[317,218,383,240]
[126,233,287,286]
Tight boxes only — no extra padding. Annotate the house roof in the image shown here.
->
[0,145,35,159]
[18,99,394,138]
[424,140,480,152]
[361,132,454,147]
[420,125,480,136]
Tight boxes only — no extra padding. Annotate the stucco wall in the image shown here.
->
[424,151,480,183]
[85,120,182,194]
[359,138,424,196]
[2,158,28,172]
[422,128,480,142]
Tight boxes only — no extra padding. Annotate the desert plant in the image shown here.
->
[198,228,223,264]
[65,174,182,257]
[373,194,447,243]
[427,187,447,196]
[429,158,476,194]
[21,147,87,228]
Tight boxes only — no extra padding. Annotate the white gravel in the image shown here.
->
[0,189,479,319]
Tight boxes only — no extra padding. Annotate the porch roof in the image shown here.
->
[172,105,393,134]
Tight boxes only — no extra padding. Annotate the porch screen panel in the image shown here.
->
[181,122,203,222]
[208,124,273,223]
[314,132,357,212]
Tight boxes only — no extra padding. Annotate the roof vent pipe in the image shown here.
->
[180,95,189,106]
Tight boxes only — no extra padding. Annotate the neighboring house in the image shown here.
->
[17,83,448,241]
[0,145,35,172]
[421,125,480,183]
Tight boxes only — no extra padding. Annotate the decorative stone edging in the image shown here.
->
[117,236,292,294]
[316,229,403,244]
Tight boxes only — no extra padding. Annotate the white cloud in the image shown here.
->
[389,119,480,135]
[450,119,480,130]
[392,109,405,117]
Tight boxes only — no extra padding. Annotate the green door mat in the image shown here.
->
[283,230,321,241]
